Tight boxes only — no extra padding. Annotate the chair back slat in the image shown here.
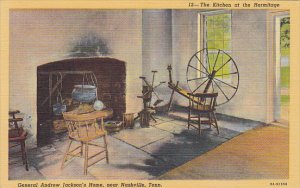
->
[63,111,105,140]
[188,92,218,111]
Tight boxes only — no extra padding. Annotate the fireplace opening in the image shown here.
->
[37,57,126,146]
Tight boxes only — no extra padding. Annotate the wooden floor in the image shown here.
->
[159,125,289,179]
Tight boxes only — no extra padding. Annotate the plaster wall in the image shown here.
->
[222,10,268,122]
[9,10,143,145]
[171,10,199,95]
[142,10,173,102]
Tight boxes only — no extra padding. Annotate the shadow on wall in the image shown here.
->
[69,33,111,57]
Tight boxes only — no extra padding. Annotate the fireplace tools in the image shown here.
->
[135,70,165,127]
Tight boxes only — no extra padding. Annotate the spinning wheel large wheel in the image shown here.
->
[186,48,239,106]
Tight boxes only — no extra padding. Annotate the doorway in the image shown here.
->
[274,14,290,124]
[267,11,290,125]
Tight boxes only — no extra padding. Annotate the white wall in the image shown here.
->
[171,10,199,96]
[10,10,143,145]
[219,10,268,122]
[142,10,173,102]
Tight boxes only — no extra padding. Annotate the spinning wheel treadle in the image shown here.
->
[186,48,239,106]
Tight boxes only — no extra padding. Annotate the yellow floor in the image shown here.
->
[160,125,289,179]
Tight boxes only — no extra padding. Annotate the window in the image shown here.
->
[202,12,232,80]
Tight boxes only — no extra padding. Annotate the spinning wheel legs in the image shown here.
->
[137,110,156,128]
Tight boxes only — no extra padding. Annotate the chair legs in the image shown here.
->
[20,142,25,164]
[208,113,213,130]
[21,141,29,171]
[9,140,29,171]
[198,114,201,136]
[61,140,73,169]
[84,142,89,175]
[103,135,109,164]
[188,109,191,130]
[80,142,84,157]
[187,112,219,135]
[212,112,219,135]
[61,137,109,175]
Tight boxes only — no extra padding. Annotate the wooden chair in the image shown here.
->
[187,92,219,135]
[61,111,109,175]
[9,110,29,171]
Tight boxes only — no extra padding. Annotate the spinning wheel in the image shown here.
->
[186,48,239,106]
[136,71,166,127]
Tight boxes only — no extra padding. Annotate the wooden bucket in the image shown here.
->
[139,111,150,128]
[123,113,135,129]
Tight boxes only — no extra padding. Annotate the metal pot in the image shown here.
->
[72,85,97,103]
[53,103,67,116]
[53,92,66,115]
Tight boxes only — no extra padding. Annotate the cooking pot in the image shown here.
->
[72,85,97,103]
[52,92,66,115]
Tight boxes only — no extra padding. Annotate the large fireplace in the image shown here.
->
[37,57,126,146]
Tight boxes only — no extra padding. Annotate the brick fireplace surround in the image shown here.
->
[37,57,126,145]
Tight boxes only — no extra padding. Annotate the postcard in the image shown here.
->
[0,0,299,188]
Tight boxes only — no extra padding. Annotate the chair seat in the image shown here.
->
[9,129,27,142]
[69,128,105,142]
[191,105,215,112]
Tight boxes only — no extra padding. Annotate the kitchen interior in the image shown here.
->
[8,9,289,180]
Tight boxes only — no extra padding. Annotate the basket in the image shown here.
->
[104,121,123,133]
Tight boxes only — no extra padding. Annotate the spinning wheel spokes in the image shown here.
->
[187,76,207,82]
[188,64,209,76]
[192,78,209,93]
[186,48,239,106]
[212,79,230,101]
